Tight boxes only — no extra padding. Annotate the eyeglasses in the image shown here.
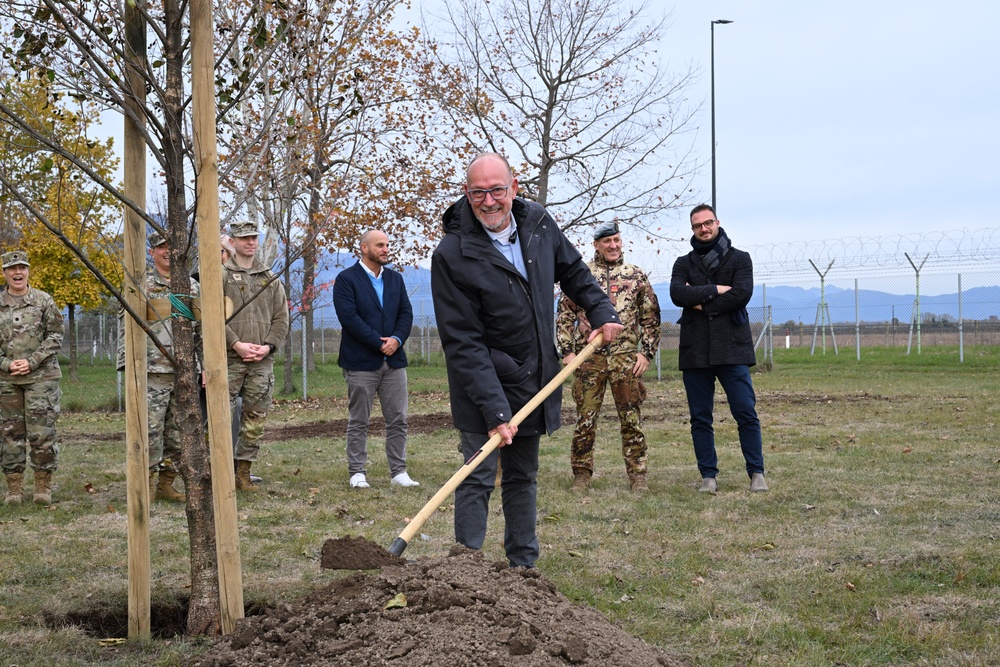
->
[467,181,513,203]
[691,219,718,231]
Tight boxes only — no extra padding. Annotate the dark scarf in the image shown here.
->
[691,227,731,276]
[692,228,748,325]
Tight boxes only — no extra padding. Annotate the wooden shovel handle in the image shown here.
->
[389,333,605,554]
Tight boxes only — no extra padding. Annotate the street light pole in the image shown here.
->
[711,19,733,213]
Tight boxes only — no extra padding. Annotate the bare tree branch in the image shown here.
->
[427,0,702,241]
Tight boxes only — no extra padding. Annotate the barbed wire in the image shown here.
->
[636,227,1000,282]
[750,227,1000,280]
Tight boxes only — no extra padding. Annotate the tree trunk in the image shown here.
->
[301,173,324,374]
[302,245,316,373]
[282,260,295,395]
[68,304,79,381]
[163,0,220,635]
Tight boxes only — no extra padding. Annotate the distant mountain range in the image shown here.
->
[307,254,1000,326]
[724,283,1000,324]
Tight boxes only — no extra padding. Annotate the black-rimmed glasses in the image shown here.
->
[467,181,513,203]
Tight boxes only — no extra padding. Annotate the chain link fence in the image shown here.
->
[63,260,998,402]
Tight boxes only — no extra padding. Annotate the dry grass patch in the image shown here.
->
[2,348,1000,666]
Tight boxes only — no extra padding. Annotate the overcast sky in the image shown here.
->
[97,0,996,287]
[419,0,997,240]
[641,0,998,246]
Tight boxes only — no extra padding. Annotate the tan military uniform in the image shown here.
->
[0,286,64,473]
[223,257,289,461]
[556,251,660,479]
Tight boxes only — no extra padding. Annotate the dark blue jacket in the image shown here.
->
[333,261,412,371]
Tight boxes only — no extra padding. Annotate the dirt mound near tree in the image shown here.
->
[190,546,687,666]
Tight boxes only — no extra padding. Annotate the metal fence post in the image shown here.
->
[855,278,861,362]
[958,274,964,363]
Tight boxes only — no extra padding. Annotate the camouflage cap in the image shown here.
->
[230,222,260,238]
[148,231,168,248]
[593,221,620,240]
[1,250,30,269]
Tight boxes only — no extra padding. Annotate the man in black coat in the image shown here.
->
[431,152,623,568]
[669,204,768,494]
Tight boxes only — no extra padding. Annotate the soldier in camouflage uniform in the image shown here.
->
[224,222,289,492]
[556,222,661,495]
[116,232,202,502]
[1,251,64,505]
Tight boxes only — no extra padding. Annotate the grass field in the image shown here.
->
[2,346,999,666]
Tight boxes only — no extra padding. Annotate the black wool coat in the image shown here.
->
[431,196,620,436]
[669,237,757,370]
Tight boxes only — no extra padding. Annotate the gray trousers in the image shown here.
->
[344,362,409,477]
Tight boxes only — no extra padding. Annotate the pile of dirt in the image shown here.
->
[320,535,405,570]
[190,546,687,666]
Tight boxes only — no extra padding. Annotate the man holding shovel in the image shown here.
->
[431,152,623,568]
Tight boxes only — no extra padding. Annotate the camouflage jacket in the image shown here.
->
[223,258,289,356]
[0,285,64,384]
[556,251,661,359]
[116,269,202,374]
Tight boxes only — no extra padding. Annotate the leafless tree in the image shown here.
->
[427,0,701,239]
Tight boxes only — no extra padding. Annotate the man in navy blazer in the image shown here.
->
[333,230,419,489]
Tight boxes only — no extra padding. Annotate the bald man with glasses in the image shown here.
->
[431,152,623,568]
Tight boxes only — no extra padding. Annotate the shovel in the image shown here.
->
[321,332,605,569]
[387,332,605,556]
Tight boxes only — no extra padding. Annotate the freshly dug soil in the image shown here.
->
[320,535,405,570]
[191,546,687,666]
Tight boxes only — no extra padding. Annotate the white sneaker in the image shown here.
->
[350,473,370,489]
[391,471,420,487]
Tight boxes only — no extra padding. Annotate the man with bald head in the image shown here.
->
[432,153,623,568]
[334,229,418,489]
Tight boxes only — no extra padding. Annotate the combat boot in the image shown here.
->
[4,472,23,505]
[33,470,53,505]
[571,468,592,492]
[235,460,260,493]
[629,474,649,496]
[156,470,186,502]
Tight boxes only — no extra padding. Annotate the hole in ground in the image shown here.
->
[43,595,269,639]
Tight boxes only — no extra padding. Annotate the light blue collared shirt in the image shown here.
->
[359,261,401,349]
[484,220,528,281]
[360,260,385,306]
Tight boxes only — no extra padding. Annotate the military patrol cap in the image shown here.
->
[593,221,620,240]
[230,222,260,238]
[1,250,30,268]
[148,231,168,248]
